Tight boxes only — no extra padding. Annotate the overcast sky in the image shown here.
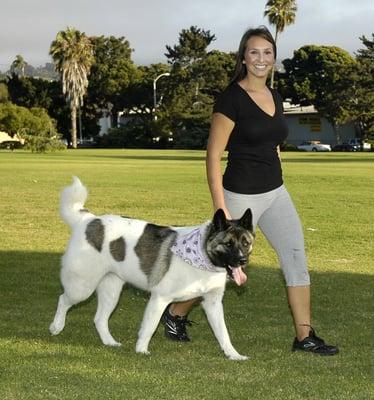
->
[1,0,373,71]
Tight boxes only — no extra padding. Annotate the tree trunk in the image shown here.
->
[270,29,279,89]
[70,104,77,148]
[110,105,119,128]
[270,66,275,89]
[332,122,341,144]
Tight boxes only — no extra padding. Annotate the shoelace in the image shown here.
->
[175,316,195,331]
[299,324,325,346]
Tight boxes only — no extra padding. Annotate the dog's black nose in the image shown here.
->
[238,257,247,266]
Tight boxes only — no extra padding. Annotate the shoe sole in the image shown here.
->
[292,348,339,356]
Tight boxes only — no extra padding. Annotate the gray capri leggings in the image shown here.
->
[224,184,310,286]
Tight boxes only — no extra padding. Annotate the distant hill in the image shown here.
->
[24,62,59,80]
[0,62,59,81]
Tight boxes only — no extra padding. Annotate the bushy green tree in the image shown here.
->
[165,26,216,67]
[7,74,70,139]
[87,35,138,128]
[98,118,156,149]
[123,63,170,113]
[162,27,232,149]
[0,102,64,152]
[191,50,235,97]
[279,45,356,142]
[348,34,374,141]
[0,83,9,103]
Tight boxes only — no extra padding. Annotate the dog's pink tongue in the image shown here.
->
[232,267,247,286]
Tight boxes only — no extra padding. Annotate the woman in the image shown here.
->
[162,26,338,355]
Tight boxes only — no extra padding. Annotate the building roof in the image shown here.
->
[283,102,318,115]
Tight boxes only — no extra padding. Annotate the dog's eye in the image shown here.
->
[225,241,233,248]
[242,240,249,247]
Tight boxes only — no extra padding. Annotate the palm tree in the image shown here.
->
[11,55,27,77]
[264,0,297,88]
[50,27,94,148]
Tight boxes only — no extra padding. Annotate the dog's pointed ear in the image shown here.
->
[213,209,229,231]
[239,208,253,231]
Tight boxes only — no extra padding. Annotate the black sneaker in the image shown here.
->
[292,327,339,356]
[161,306,192,342]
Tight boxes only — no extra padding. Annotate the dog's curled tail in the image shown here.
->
[60,176,90,227]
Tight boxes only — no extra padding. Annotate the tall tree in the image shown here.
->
[122,63,170,112]
[264,0,297,87]
[349,34,374,140]
[50,27,94,148]
[11,55,27,77]
[162,27,238,149]
[165,25,216,103]
[86,35,137,128]
[165,26,216,67]
[356,34,374,60]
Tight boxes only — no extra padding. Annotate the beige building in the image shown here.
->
[283,103,356,145]
[0,131,25,144]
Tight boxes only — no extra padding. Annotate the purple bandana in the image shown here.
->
[170,225,218,272]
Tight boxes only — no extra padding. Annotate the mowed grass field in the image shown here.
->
[0,149,373,400]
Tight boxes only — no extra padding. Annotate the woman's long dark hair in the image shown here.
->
[230,26,276,84]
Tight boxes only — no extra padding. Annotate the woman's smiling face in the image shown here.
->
[243,36,275,79]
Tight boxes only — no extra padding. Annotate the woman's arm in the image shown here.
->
[206,112,235,219]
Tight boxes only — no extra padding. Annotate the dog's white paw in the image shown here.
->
[49,322,63,336]
[136,349,151,356]
[227,353,249,361]
[104,340,122,347]
[135,342,150,355]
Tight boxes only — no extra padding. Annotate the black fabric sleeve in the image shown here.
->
[213,87,237,122]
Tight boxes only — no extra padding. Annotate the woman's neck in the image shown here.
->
[239,76,268,93]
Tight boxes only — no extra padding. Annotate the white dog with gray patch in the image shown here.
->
[50,177,254,360]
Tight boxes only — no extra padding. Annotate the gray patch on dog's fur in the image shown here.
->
[109,237,126,262]
[135,224,177,287]
[80,208,89,213]
[85,219,105,252]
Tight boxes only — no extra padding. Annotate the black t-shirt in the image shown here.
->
[213,83,288,194]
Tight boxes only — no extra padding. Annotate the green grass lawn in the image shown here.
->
[0,149,373,400]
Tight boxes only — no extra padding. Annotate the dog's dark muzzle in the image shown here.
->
[238,257,247,266]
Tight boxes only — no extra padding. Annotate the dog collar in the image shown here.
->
[171,225,218,272]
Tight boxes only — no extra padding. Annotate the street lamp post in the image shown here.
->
[153,72,170,120]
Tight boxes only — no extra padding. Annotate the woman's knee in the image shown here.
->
[280,247,310,286]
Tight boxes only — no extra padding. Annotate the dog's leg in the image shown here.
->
[49,293,73,335]
[49,286,98,336]
[202,291,248,361]
[94,273,124,347]
[135,294,170,355]
[50,274,101,336]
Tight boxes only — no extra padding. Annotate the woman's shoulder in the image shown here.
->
[213,83,242,119]
[221,82,241,95]
[215,83,241,102]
